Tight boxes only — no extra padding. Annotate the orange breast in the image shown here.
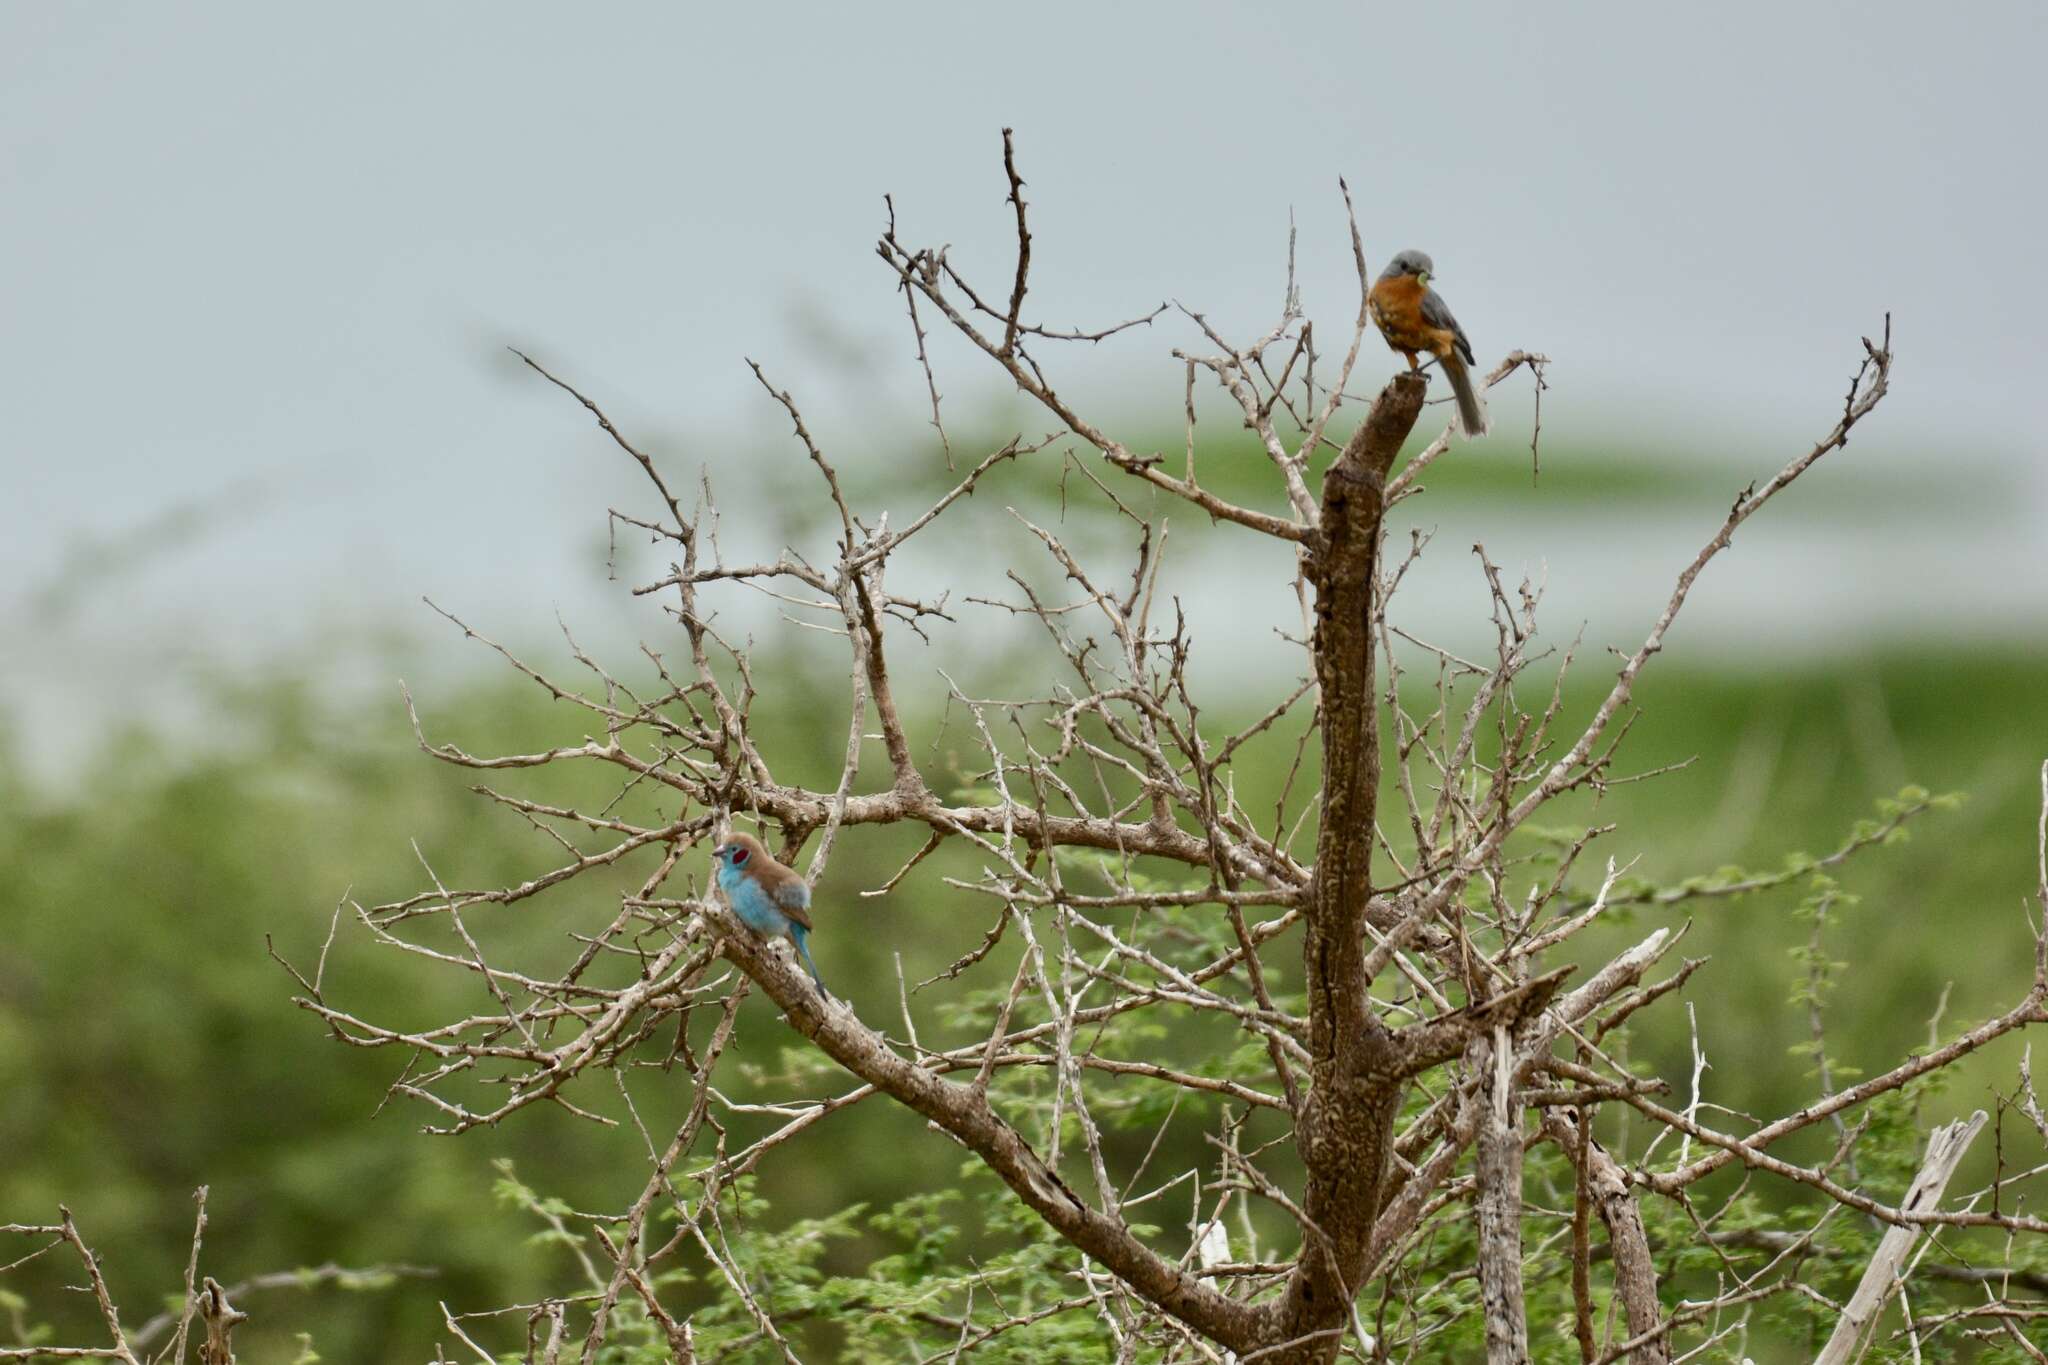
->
[1369,275,1442,355]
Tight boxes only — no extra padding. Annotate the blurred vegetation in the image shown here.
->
[827,413,2023,524]
[2,640,2044,1358]
[2,387,2042,1358]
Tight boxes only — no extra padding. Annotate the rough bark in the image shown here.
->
[1476,1027,1529,1363]
[1254,370,1427,1361]
[1815,1111,1989,1365]
[197,1277,246,1365]
[1544,1111,1670,1365]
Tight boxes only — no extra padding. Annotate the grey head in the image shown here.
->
[1378,249,1436,284]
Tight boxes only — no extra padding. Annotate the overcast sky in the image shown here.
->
[4,2,2043,771]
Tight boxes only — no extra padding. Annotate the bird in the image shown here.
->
[710,831,829,997]
[1367,249,1489,438]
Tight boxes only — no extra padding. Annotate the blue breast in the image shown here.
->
[719,865,788,935]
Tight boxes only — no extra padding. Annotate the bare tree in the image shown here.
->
[1,1189,433,1364]
[15,133,2029,1362]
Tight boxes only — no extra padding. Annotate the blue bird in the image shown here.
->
[711,832,828,997]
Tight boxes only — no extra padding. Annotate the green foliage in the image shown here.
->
[1,647,2045,1358]
[483,1166,1123,1363]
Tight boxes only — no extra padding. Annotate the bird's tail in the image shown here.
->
[1442,354,1489,438]
[789,925,829,999]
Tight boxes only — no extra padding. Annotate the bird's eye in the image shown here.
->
[732,848,749,865]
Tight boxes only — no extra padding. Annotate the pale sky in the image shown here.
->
[4,2,2043,771]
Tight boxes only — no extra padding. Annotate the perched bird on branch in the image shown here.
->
[1368,249,1489,438]
[711,832,828,997]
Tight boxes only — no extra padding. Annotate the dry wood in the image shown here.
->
[11,135,2034,1365]
[1815,1111,1990,1365]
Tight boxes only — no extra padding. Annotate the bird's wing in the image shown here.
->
[771,872,814,930]
[1421,289,1477,365]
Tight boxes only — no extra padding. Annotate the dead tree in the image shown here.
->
[258,133,2048,1363]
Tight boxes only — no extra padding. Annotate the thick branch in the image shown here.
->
[1814,1110,1989,1365]
[705,905,1265,1350]
[1544,1111,1669,1365]
[1476,1028,1530,1364]
[1260,370,1426,1360]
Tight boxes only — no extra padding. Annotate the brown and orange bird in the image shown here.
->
[1367,249,1488,438]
